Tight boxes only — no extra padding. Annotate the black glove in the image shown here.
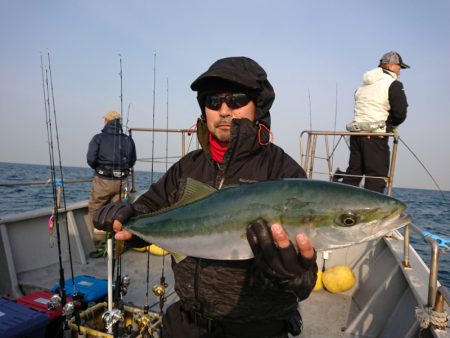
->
[93,201,135,232]
[247,219,317,287]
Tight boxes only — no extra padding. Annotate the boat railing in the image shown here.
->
[128,127,198,192]
[436,285,450,317]
[404,223,449,312]
[299,130,399,196]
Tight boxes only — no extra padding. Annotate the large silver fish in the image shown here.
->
[126,178,411,260]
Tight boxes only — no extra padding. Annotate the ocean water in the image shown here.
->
[0,162,449,289]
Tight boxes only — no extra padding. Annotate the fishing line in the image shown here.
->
[398,137,447,200]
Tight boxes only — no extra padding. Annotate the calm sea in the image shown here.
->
[0,162,449,289]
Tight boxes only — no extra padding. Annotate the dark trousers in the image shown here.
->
[342,135,390,193]
[162,301,290,338]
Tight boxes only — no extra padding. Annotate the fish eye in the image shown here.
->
[337,212,358,227]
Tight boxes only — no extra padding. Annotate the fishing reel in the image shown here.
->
[152,275,168,298]
[48,294,62,311]
[103,308,124,330]
[121,275,131,296]
[62,301,76,317]
[132,310,161,338]
[48,294,75,317]
[153,276,168,313]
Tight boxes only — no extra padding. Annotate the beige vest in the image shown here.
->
[351,68,396,132]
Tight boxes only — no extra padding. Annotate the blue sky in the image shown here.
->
[1,0,449,190]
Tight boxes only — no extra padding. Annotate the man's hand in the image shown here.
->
[271,223,315,260]
[93,201,135,233]
[247,219,316,280]
[115,227,133,241]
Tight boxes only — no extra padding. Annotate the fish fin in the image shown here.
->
[175,177,217,207]
[129,178,216,221]
[171,252,187,263]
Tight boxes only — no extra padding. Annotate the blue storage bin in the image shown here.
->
[51,275,108,303]
[0,298,48,338]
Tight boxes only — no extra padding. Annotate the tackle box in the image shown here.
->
[16,290,70,320]
[51,275,108,304]
[0,297,48,338]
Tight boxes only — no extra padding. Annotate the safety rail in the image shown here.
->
[299,130,399,196]
[403,223,449,314]
[435,285,450,317]
[128,127,198,192]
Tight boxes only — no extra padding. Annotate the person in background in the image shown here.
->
[93,56,318,338]
[86,111,136,257]
[341,51,409,193]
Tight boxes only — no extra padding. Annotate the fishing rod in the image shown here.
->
[331,83,338,170]
[308,88,312,131]
[125,103,131,133]
[41,56,58,250]
[142,51,158,315]
[166,78,169,172]
[47,51,77,290]
[154,77,171,314]
[150,51,157,183]
[146,50,169,316]
[41,51,79,337]
[105,53,128,336]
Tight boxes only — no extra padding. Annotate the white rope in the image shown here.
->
[415,306,449,330]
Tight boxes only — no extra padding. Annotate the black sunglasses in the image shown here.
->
[205,93,251,110]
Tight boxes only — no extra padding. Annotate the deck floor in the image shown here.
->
[299,290,352,338]
[18,249,356,338]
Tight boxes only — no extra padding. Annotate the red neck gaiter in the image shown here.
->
[209,133,228,164]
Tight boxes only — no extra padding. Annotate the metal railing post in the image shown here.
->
[427,239,440,308]
[402,224,411,268]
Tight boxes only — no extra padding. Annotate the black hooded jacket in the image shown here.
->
[87,120,136,174]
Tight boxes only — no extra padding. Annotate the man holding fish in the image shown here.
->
[94,56,318,337]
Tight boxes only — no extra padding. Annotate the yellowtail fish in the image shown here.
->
[126,178,411,260]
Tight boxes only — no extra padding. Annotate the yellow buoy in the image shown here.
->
[313,270,323,291]
[322,265,356,293]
